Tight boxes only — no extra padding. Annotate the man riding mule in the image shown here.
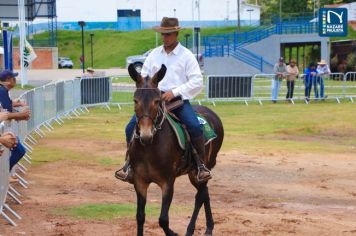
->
[115,17,211,183]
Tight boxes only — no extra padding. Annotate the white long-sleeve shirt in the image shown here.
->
[317,65,331,75]
[141,43,203,100]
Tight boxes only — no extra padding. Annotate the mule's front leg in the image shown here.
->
[159,182,178,236]
[135,181,148,236]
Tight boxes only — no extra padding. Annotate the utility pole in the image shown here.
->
[155,0,158,47]
[90,33,94,68]
[279,0,282,22]
[237,0,240,32]
[78,21,86,73]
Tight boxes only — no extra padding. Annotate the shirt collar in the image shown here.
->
[160,42,181,55]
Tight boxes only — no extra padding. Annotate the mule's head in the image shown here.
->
[128,64,167,144]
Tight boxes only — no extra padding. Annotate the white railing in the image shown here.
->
[203,72,356,105]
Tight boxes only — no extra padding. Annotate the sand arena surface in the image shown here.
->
[1,137,356,235]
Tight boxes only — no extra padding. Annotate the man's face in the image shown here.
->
[7,76,16,89]
[161,32,178,47]
[278,60,284,66]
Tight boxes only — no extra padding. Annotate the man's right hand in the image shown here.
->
[0,111,9,122]
[0,132,17,149]
[8,108,31,121]
[21,108,31,121]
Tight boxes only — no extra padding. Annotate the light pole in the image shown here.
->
[279,0,282,23]
[78,21,86,73]
[194,27,200,62]
[247,9,254,26]
[173,8,176,17]
[155,0,158,47]
[90,33,94,68]
[237,0,240,32]
[184,33,190,48]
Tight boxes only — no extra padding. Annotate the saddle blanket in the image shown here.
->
[166,113,217,150]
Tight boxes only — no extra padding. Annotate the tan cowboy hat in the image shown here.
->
[87,67,95,72]
[317,59,327,65]
[152,17,182,33]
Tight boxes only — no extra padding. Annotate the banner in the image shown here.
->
[24,39,37,68]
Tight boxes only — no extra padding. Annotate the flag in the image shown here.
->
[24,39,37,68]
[8,32,13,70]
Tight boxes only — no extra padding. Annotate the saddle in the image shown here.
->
[164,95,217,145]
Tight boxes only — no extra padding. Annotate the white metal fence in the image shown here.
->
[0,78,87,226]
[204,72,356,105]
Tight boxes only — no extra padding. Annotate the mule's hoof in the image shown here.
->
[168,229,179,236]
[205,228,213,236]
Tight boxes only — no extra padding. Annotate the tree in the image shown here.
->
[250,0,351,21]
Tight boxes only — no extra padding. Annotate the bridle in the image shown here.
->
[133,88,167,145]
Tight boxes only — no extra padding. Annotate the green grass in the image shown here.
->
[33,26,254,69]
[14,84,34,90]
[211,102,356,154]
[32,24,354,69]
[53,203,190,221]
[31,103,356,169]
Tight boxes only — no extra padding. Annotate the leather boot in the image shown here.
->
[115,145,133,183]
[191,135,212,182]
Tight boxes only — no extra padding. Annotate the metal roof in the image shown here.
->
[0,0,56,21]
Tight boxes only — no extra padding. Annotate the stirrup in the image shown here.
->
[115,165,131,181]
[197,164,212,182]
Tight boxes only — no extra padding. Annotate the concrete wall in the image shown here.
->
[245,34,330,70]
[205,34,330,75]
[117,0,261,22]
[12,47,58,69]
[204,57,260,75]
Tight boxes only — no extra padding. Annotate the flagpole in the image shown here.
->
[18,0,27,87]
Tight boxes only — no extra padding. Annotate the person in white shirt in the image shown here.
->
[116,17,211,183]
[315,59,330,99]
[285,59,299,100]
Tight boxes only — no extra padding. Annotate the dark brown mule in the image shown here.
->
[127,64,224,236]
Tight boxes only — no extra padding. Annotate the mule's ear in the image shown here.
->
[128,64,143,86]
[151,64,167,87]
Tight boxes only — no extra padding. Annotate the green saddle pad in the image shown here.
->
[166,113,217,150]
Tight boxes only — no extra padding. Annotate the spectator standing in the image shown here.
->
[272,57,287,103]
[79,55,84,69]
[0,70,30,171]
[286,59,299,101]
[315,59,330,100]
[303,62,317,102]
[82,67,95,79]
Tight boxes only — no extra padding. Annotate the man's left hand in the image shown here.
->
[161,91,175,102]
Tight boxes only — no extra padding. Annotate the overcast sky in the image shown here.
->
[57,0,119,22]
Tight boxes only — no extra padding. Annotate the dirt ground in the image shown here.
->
[1,138,356,236]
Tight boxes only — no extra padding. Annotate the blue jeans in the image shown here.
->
[304,78,313,98]
[9,137,26,171]
[125,100,202,143]
[271,79,282,101]
[313,76,324,98]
